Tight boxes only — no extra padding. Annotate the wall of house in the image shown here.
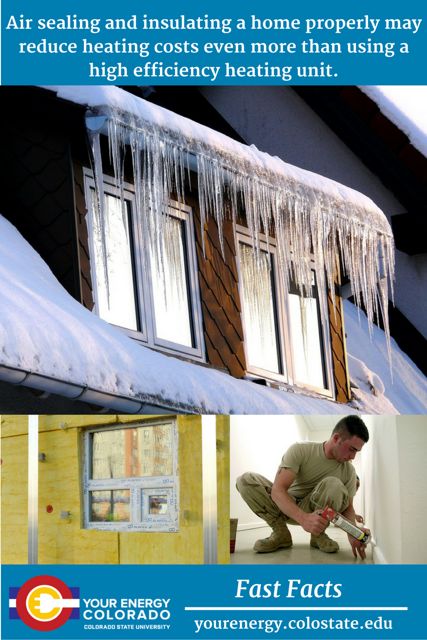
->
[328,290,351,403]
[202,86,427,341]
[361,415,402,564]
[361,415,427,564]
[230,415,308,529]
[1,414,229,564]
[395,415,427,563]
[193,208,247,379]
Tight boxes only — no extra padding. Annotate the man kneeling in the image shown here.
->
[236,415,369,559]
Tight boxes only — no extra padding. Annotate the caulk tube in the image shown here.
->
[321,506,371,544]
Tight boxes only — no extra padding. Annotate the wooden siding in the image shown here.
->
[192,203,247,379]
[328,286,351,404]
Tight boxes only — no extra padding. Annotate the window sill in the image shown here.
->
[243,374,335,402]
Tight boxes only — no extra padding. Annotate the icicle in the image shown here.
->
[84,102,395,361]
[88,128,110,305]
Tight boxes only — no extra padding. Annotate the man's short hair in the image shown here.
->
[332,415,369,442]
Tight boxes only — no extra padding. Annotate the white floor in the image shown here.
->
[231,524,373,565]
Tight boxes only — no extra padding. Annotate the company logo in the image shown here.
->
[9,575,80,631]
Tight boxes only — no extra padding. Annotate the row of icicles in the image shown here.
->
[87,105,395,364]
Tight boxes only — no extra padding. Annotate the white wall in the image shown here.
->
[230,415,307,528]
[361,415,427,564]
[362,415,402,564]
[202,86,427,340]
[396,415,427,563]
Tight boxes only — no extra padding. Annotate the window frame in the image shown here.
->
[82,420,179,532]
[83,168,205,362]
[235,225,334,398]
[236,232,290,382]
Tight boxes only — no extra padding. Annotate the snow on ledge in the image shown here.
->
[43,85,390,230]
[0,214,425,414]
[360,86,427,159]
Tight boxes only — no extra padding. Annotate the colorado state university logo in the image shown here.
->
[9,575,80,631]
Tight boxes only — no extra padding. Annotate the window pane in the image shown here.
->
[89,490,130,522]
[288,278,325,388]
[148,495,168,515]
[239,243,281,373]
[150,216,193,347]
[90,191,138,331]
[91,424,174,479]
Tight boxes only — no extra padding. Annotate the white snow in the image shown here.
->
[345,300,427,414]
[360,86,427,158]
[0,214,425,414]
[44,85,388,220]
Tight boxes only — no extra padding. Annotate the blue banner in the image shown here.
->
[2,564,426,639]
[1,0,427,85]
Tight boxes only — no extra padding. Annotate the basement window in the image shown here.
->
[236,227,333,395]
[83,421,179,532]
[84,170,205,361]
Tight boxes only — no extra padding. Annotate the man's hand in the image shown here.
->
[301,512,329,536]
[348,528,370,559]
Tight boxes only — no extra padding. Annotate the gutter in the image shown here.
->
[86,112,201,173]
[0,364,197,415]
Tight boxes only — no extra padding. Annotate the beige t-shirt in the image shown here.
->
[279,442,357,499]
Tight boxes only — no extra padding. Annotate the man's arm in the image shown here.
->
[342,499,369,559]
[271,468,328,536]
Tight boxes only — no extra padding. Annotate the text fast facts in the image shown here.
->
[235,579,342,599]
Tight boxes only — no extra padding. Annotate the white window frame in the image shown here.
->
[236,225,334,397]
[83,420,179,532]
[83,169,205,362]
[237,232,290,381]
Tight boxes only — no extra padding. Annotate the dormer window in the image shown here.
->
[79,94,394,406]
[84,170,205,361]
[236,226,333,395]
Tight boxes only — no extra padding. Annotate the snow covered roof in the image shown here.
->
[43,86,395,348]
[45,86,388,224]
[360,86,427,158]
[344,300,427,414]
[1,214,426,414]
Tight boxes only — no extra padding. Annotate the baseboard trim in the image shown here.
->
[373,546,388,565]
[237,522,268,532]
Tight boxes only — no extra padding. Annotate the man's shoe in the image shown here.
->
[254,523,293,553]
[310,532,339,553]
